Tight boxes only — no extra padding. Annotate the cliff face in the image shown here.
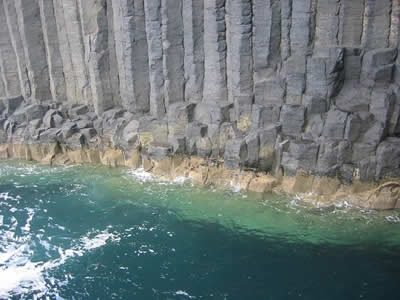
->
[0,0,400,188]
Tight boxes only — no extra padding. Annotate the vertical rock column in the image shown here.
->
[161,0,185,108]
[3,0,31,98]
[79,0,114,114]
[14,0,51,101]
[144,0,166,118]
[0,1,21,97]
[314,0,340,53]
[106,0,121,108]
[52,0,78,104]
[112,0,149,113]
[227,0,253,128]
[390,0,400,48]
[361,0,392,50]
[203,0,228,103]
[38,0,66,103]
[183,0,204,103]
[252,0,282,106]
[338,0,365,47]
[280,0,292,61]
[57,0,91,105]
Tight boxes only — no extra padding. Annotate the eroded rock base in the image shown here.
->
[1,143,399,210]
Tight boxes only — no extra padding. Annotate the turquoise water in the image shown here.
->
[0,161,399,300]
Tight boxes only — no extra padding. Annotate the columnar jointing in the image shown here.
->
[14,0,51,102]
[144,0,165,118]
[203,0,228,103]
[0,0,20,97]
[253,0,282,106]
[183,0,204,103]
[80,0,114,114]
[161,0,185,109]
[113,0,150,114]
[0,0,400,191]
[3,0,31,98]
[39,0,66,103]
[228,0,254,125]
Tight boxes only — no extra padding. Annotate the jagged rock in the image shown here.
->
[282,140,319,176]
[147,145,171,161]
[80,128,97,141]
[69,105,89,117]
[65,133,86,150]
[1,96,24,116]
[39,128,61,143]
[224,139,247,169]
[322,109,348,139]
[303,96,327,116]
[195,102,232,125]
[61,121,78,140]
[43,109,64,128]
[376,138,400,179]
[245,132,260,168]
[258,125,279,171]
[13,104,48,123]
[196,137,213,158]
[361,48,397,87]
[279,105,305,136]
[251,105,281,129]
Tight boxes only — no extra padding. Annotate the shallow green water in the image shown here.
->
[0,161,399,299]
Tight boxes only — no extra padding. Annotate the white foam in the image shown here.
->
[175,290,196,299]
[173,176,190,185]
[230,180,242,193]
[0,228,119,298]
[22,209,35,233]
[385,215,400,223]
[127,168,155,182]
[81,231,120,251]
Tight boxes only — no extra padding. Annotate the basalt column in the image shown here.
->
[0,1,20,97]
[39,0,67,103]
[183,0,204,103]
[14,0,52,102]
[3,0,31,98]
[144,0,165,118]
[203,0,228,103]
[112,0,150,113]
[227,0,254,130]
[161,0,185,108]
[79,0,114,114]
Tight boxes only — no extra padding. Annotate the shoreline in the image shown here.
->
[1,142,399,210]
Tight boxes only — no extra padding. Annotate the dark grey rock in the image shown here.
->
[282,140,319,176]
[376,138,400,179]
[279,105,305,136]
[1,96,24,116]
[322,109,348,139]
[224,139,247,169]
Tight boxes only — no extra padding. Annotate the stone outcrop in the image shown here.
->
[1,0,400,209]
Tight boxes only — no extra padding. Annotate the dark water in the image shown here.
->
[0,162,399,300]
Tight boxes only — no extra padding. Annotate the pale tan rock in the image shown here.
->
[100,149,125,167]
[142,156,154,172]
[152,158,173,178]
[248,175,278,194]
[0,145,9,159]
[312,177,341,196]
[125,150,142,169]
[188,166,209,185]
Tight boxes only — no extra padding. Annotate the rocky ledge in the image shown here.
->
[0,99,399,210]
